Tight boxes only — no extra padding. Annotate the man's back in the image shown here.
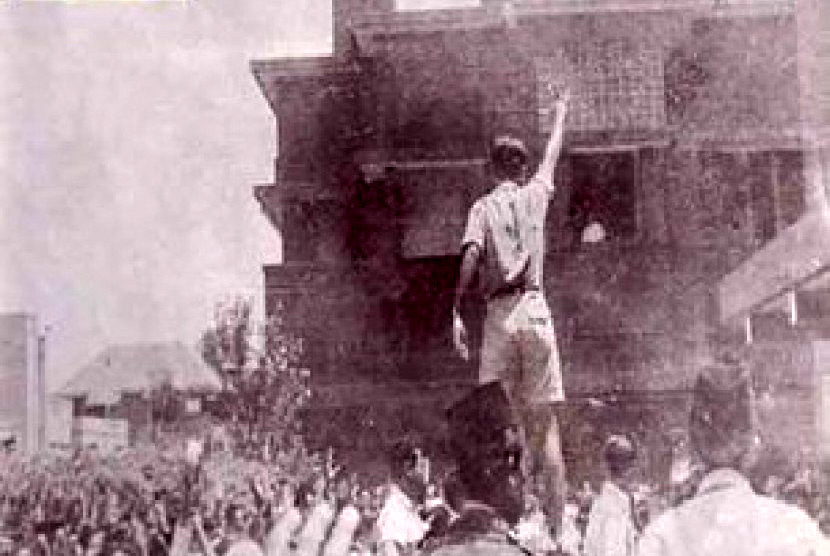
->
[463,176,552,300]
[636,469,828,556]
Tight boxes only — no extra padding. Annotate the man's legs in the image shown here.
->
[519,403,566,534]
[479,294,568,529]
[479,297,533,479]
[516,293,567,533]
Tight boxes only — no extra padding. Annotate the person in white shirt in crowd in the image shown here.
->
[221,504,263,556]
[510,491,558,554]
[583,434,639,556]
[636,358,830,556]
[375,441,430,553]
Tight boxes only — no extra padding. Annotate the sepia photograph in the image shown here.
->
[1,0,830,554]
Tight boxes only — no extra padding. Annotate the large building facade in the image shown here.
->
[252,0,830,472]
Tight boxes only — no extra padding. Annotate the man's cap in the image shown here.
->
[446,382,515,451]
[491,135,529,163]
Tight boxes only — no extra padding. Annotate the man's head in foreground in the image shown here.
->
[689,358,755,470]
[447,382,525,525]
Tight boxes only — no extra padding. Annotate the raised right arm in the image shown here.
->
[533,91,570,194]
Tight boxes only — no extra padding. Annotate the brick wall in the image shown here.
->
[256,6,809,460]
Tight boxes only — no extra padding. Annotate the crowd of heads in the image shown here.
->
[0,439,444,556]
[2,357,829,555]
[0,442,826,555]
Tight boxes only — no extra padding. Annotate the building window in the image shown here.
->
[565,151,639,248]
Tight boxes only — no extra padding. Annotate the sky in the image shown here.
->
[0,0,332,391]
[0,0,813,393]
[0,0,486,393]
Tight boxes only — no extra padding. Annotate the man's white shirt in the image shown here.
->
[636,468,829,556]
[583,481,637,556]
[461,174,553,300]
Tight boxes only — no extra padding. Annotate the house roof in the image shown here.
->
[58,342,223,404]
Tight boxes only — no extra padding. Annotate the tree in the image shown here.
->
[200,297,253,390]
[199,297,311,458]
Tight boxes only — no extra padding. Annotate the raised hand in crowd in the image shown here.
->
[263,502,360,556]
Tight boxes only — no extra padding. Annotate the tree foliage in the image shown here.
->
[199,297,311,459]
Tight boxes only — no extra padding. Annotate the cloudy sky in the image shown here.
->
[0,0,485,392]
[0,0,333,390]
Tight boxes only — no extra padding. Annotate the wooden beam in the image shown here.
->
[719,206,830,323]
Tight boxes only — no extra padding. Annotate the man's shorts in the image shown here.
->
[479,291,564,406]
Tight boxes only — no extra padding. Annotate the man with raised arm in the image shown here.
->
[451,90,570,533]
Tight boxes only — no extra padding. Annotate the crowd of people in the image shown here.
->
[0,399,828,556]
[0,446,300,556]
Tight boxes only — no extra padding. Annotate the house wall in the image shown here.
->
[255,3,809,468]
[0,314,44,453]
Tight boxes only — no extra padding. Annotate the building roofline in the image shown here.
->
[351,0,794,40]
[250,55,359,115]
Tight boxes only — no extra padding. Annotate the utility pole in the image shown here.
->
[36,325,50,451]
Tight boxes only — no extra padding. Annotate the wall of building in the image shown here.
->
[46,395,73,450]
[261,6,803,382]
[0,313,45,453]
[255,4,810,467]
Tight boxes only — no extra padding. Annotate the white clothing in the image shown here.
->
[225,539,264,556]
[376,483,428,545]
[480,290,564,404]
[636,468,829,556]
[581,221,606,244]
[584,481,637,556]
[512,509,558,554]
[461,175,553,300]
[462,175,563,404]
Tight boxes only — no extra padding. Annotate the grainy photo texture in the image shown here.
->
[2,1,830,555]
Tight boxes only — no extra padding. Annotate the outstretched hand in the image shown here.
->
[552,88,571,118]
[264,502,361,556]
[541,83,570,110]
